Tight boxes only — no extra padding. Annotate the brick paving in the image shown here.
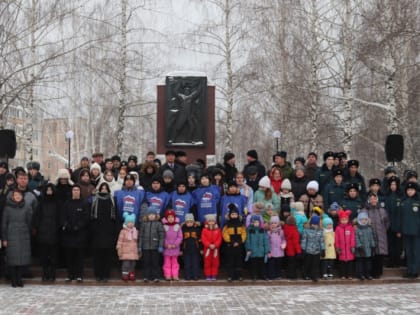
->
[0,283,419,314]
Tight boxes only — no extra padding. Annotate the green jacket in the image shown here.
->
[397,195,420,236]
[245,226,270,258]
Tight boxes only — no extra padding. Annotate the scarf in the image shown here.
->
[91,192,116,220]
[125,226,138,241]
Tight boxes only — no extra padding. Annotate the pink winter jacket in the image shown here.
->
[334,223,355,262]
[162,218,183,257]
[116,227,139,260]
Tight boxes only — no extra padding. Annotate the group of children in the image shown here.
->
[114,197,382,282]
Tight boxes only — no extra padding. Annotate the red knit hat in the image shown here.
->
[338,209,351,220]
[164,209,176,220]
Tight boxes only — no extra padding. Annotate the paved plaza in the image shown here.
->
[0,283,419,314]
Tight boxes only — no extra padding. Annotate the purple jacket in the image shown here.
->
[267,227,287,258]
[162,217,183,256]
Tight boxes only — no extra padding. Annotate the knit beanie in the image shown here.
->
[270,216,280,225]
[123,212,136,225]
[323,217,333,228]
[310,215,320,226]
[357,212,369,226]
[90,162,101,172]
[162,169,174,179]
[291,201,305,214]
[306,180,319,192]
[185,213,195,222]
[258,176,271,189]
[281,179,292,190]
[329,202,340,211]
[146,207,159,216]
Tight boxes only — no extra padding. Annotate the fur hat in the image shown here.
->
[291,201,304,214]
[128,155,138,163]
[310,215,320,226]
[323,151,335,161]
[26,161,40,170]
[357,212,369,225]
[346,183,359,192]
[338,209,352,221]
[281,179,292,190]
[247,149,258,160]
[333,168,343,177]
[185,213,195,222]
[123,212,136,225]
[323,217,333,228]
[294,157,305,165]
[369,178,381,187]
[306,180,319,192]
[347,160,359,168]
[384,166,396,176]
[55,168,74,185]
[406,182,418,192]
[258,176,271,189]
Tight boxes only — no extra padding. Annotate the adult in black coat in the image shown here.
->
[90,183,118,282]
[32,183,59,281]
[291,166,309,201]
[160,150,187,183]
[60,184,90,282]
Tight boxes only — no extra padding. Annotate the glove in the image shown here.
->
[244,251,251,262]
[351,247,356,254]
[357,247,365,257]
[264,254,269,264]
[336,248,342,255]
[158,247,164,253]
[320,250,325,258]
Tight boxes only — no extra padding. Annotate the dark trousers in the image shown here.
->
[356,257,372,278]
[93,248,113,279]
[339,261,354,278]
[8,266,23,286]
[267,257,283,279]
[65,247,84,279]
[142,250,160,280]
[404,235,420,275]
[183,252,200,279]
[286,256,297,279]
[388,231,403,267]
[39,243,57,279]
[304,254,320,280]
[321,259,335,276]
[249,257,265,279]
[225,246,243,279]
[372,255,384,278]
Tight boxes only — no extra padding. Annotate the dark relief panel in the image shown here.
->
[165,76,207,147]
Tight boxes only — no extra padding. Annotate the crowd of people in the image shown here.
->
[0,148,419,288]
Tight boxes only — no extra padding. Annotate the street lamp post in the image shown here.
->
[65,130,74,169]
[272,130,281,152]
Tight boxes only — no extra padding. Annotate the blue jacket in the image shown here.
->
[245,225,270,258]
[169,191,194,223]
[146,190,170,216]
[114,187,145,220]
[192,185,220,223]
[219,193,247,228]
[301,227,325,255]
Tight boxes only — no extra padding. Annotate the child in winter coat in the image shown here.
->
[162,209,183,281]
[139,207,165,282]
[246,202,265,227]
[283,216,302,279]
[301,215,325,282]
[222,204,247,281]
[355,211,376,280]
[201,213,222,280]
[219,182,247,228]
[267,216,286,280]
[181,213,201,280]
[116,213,139,281]
[279,179,295,207]
[245,215,271,280]
[335,209,356,279]
[290,201,307,235]
[321,217,336,279]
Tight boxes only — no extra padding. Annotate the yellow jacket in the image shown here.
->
[323,230,336,259]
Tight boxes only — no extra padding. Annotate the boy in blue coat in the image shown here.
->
[192,173,221,224]
[169,180,194,223]
[301,215,325,282]
[219,181,247,228]
[145,176,170,217]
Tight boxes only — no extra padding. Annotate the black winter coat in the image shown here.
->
[33,196,59,245]
[60,198,90,248]
[90,194,118,249]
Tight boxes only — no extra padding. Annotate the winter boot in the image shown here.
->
[122,273,129,282]
[129,271,136,281]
